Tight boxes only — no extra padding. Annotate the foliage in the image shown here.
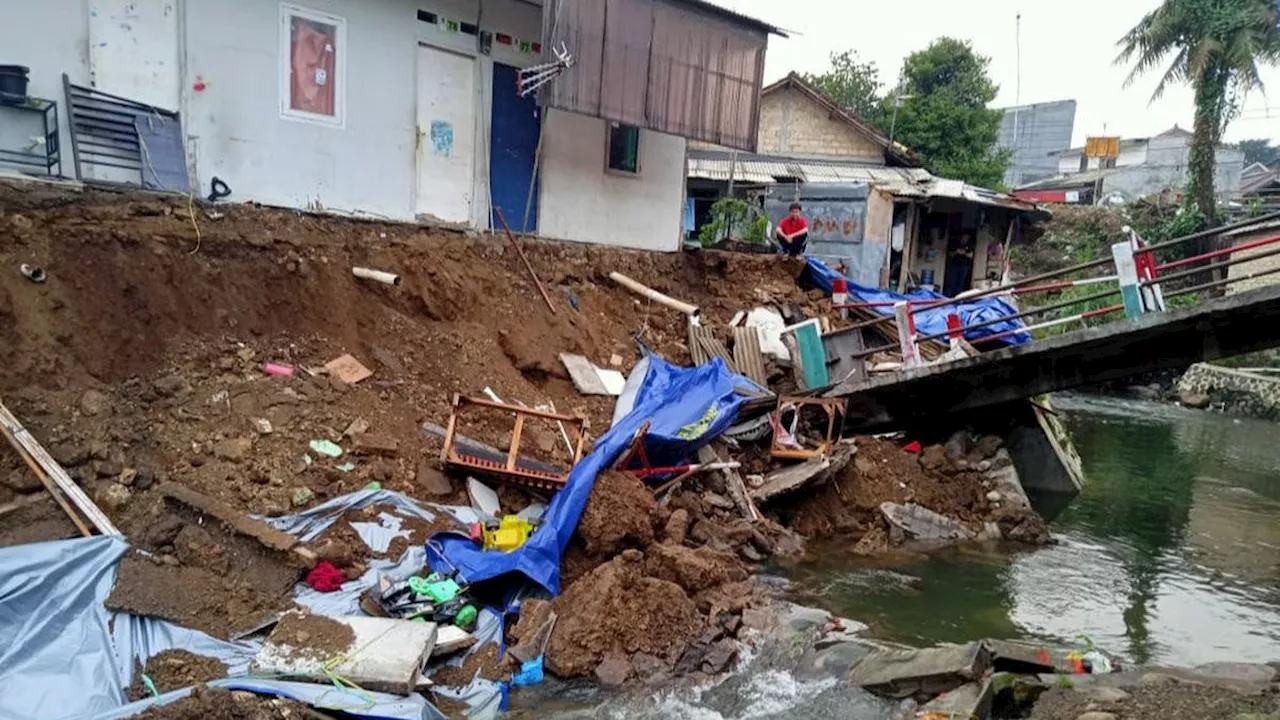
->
[1116,0,1280,219]
[746,215,769,244]
[884,38,1012,188]
[802,50,885,125]
[1237,138,1280,166]
[697,197,763,247]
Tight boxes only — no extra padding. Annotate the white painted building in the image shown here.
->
[0,0,777,252]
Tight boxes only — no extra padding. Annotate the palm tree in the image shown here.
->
[1116,0,1280,221]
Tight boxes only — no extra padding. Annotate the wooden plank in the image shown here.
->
[697,444,759,522]
[733,326,768,386]
[161,483,300,553]
[0,399,119,536]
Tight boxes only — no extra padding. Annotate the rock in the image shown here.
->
[986,490,1001,502]
[739,544,763,562]
[95,483,131,512]
[118,468,138,487]
[372,347,405,374]
[1076,686,1130,703]
[415,461,453,496]
[153,375,186,398]
[79,389,109,417]
[741,607,774,631]
[643,543,748,593]
[973,435,1003,459]
[94,459,124,478]
[1179,390,1211,409]
[700,638,738,674]
[595,652,632,686]
[1,469,42,493]
[353,434,399,458]
[854,456,877,475]
[254,418,273,435]
[133,466,155,491]
[919,445,948,471]
[342,417,370,437]
[213,437,253,462]
[943,430,969,460]
[702,492,735,511]
[50,444,90,468]
[144,514,184,547]
[291,487,314,506]
[630,653,671,685]
[329,375,350,393]
[663,508,690,545]
[1074,713,1117,720]
[976,459,993,472]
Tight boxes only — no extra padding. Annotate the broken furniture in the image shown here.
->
[251,612,438,695]
[770,396,847,460]
[441,395,587,492]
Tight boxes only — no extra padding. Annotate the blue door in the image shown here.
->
[490,63,541,233]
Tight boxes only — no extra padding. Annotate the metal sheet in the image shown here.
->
[732,326,767,386]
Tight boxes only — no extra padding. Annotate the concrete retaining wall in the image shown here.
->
[1176,363,1280,419]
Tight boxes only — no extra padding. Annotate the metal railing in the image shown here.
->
[828,210,1280,373]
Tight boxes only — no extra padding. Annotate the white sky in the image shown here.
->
[714,0,1280,146]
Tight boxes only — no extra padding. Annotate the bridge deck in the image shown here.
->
[828,283,1280,431]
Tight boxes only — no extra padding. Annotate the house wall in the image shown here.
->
[756,87,884,163]
[0,1,91,176]
[538,108,687,251]
[1056,145,1147,174]
[999,100,1076,188]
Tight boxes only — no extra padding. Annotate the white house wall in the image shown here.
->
[538,108,687,252]
[89,0,180,110]
[0,0,91,176]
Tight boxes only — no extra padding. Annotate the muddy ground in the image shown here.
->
[126,650,228,701]
[130,686,311,720]
[0,182,1049,695]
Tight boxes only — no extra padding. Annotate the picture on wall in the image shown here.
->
[280,4,346,126]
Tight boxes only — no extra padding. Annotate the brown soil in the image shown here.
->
[431,642,510,687]
[125,650,228,701]
[106,553,295,640]
[575,470,662,556]
[1030,681,1280,720]
[546,549,705,678]
[265,610,356,661]
[0,181,814,546]
[131,685,311,720]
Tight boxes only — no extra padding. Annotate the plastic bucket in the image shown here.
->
[0,65,30,101]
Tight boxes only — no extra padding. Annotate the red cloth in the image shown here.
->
[779,216,808,236]
[306,561,345,593]
[902,440,923,454]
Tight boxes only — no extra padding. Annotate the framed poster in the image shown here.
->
[280,4,346,127]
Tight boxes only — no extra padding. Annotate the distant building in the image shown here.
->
[1241,163,1279,209]
[997,100,1077,189]
[1013,125,1246,204]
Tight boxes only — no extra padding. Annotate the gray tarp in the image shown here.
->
[0,490,503,720]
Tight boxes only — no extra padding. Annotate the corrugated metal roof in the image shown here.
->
[687,156,1041,212]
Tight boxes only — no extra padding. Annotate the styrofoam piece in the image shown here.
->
[252,613,437,695]
[467,478,500,520]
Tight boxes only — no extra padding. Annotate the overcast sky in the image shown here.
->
[715,0,1280,147]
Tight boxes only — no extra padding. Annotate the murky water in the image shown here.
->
[783,393,1280,667]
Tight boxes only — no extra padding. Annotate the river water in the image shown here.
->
[783,393,1280,668]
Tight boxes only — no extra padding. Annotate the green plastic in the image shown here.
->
[454,604,478,629]
[408,575,460,603]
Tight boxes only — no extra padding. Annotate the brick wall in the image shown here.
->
[756,88,886,162]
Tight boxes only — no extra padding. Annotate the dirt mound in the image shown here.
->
[126,650,228,701]
[430,642,509,686]
[575,470,663,556]
[642,543,748,594]
[132,685,310,720]
[546,549,704,678]
[267,610,356,661]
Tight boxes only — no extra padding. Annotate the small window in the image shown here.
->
[607,122,640,175]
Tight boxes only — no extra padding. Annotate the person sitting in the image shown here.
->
[775,203,809,258]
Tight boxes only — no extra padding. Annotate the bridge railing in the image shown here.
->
[828,210,1280,371]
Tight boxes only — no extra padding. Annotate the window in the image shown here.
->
[280,4,346,127]
[607,122,640,175]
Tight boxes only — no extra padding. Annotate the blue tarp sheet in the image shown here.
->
[802,258,1031,346]
[429,357,747,595]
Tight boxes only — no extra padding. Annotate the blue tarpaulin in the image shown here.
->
[429,357,747,595]
[802,258,1031,346]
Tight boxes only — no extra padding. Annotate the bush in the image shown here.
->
[697,198,765,247]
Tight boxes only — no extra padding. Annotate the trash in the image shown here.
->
[467,478,501,519]
[308,439,343,458]
[254,418,273,435]
[442,396,586,492]
[511,656,545,687]
[474,515,536,552]
[324,354,373,385]
[305,561,345,592]
[369,572,479,630]
[559,353,626,396]
[744,307,789,361]
[363,480,381,490]
[19,263,46,283]
[263,363,295,377]
[903,440,923,454]
[770,396,848,459]
[336,462,357,473]
[252,611,437,695]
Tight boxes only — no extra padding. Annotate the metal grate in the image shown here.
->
[62,73,188,191]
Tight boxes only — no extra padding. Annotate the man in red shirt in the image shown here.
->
[775,203,809,257]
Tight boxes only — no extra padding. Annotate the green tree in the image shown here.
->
[886,38,1011,188]
[1237,138,1280,166]
[802,50,885,124]
[1116,0,1280,222]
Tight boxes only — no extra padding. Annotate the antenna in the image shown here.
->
[1013,12,1022,144]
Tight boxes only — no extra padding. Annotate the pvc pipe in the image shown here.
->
[19,264,45,283]
[263,363,295,377]
[609,272,700,317]
[352,267,401,286]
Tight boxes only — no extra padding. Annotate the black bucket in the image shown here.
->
[0,65,30,103]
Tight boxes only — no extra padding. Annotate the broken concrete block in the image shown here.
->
[849,641,991,699]
[880,502,973,542]
[918,678,993,719]
[353,434,399,458]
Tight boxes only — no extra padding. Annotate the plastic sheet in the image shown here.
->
[430,357,748,595]
[92,678,441,720]
[802,257,1031,345]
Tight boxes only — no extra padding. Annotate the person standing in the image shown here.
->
[943,231,975,297]
[775,203,809,258]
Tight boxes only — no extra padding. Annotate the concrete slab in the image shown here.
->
[253,613,437,695]
[850,641,991,699]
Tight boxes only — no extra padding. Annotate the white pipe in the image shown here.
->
[609,272,700,318]
[352,267,401,286]
[19,264,45,283]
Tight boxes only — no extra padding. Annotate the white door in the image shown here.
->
[415,45,475,223]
